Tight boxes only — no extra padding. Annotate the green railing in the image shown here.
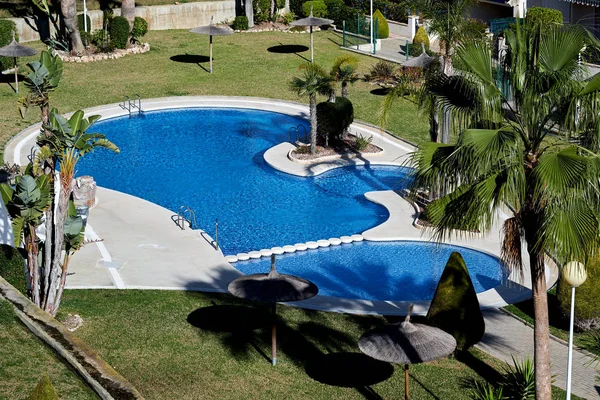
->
[342,14,379,55]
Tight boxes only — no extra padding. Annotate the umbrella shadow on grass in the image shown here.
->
[0,72,20,92]
[267,44,310,62]
[305,352,393,400]
[170,54,211,73]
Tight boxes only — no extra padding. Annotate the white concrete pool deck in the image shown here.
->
[5,96,552,316]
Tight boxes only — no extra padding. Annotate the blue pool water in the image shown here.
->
[76,108,412,255]
[236,241,507,301]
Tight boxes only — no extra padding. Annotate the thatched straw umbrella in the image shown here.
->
[289,9,333,63]
[359,305,456,399]
[228,254,318,365]
[0,31,37,93]
[189,17,232,73]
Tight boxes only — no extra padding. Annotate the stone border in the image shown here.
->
[55,43,150,63]
[287,143,384,164]
[0,276,143,400]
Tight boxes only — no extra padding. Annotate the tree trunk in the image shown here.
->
[310,94,317,155]
[59,0,84,53]
[429,104,439,142]
[245,0,254,28]
[341,83,348,97]
[441,105,450,144]
[121,0,136,48]
[270,0,275,20]
[329,91,335,103]
[25,226,40,306]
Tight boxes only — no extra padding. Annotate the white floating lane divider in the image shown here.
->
[351,234,364,242]
[329,238,342,246]
[340,236,353,244]
[271,247,285,255]
[237,253,250,261]
[306,241,319,249]
[260,249,273,257]
[317,239,330,248]
[283,245,296,253]
[225,255,238,263]
[249,251,262,259]
[294,243,308,251]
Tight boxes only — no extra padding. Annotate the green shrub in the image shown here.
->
[353,134,372,151]
[322,0,348,26]
[232,16,249,30]
[302,1,327,18]
[109,16,129,49]
[526,7,562,28]
[412,25,429,50]
[0,244,26,294]
[426,252,485,352]
[253,0,271,22]
[316,97,354,143]
[131,17,148,43]
[280,11,296,25]
[0,20,17,72]
[77,13,91,33]
[289,0,304,19]
[29,375,59,400]
[373,9,388,39]
[557,255,600,331]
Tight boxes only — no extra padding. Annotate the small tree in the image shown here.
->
[29,375,59,400]
[289,63,333,154]
[330,55,359,100]
[426,252,485,352]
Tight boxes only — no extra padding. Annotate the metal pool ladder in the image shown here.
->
[175,206,197,230]
[287,124,308,144]
[119,94,143,115]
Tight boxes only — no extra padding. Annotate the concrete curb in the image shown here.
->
[0,276,144,400]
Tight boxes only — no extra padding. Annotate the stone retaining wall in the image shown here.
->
[4,1,236,43]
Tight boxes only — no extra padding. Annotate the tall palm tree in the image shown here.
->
[121,0,136,48]
[289,63,333,154]
[410,23,600,399]
[60,0,84,52]
[330,55,359,99]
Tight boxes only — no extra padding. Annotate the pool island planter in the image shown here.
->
[287,142,384,164]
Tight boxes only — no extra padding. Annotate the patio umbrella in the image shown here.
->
[404,43,434,68]
[228,254,318,365]
[0,31,37,94]
[189,16,232,73]
[289,9,333,63]
[358,305,456,399]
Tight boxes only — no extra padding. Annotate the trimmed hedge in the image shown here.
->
[526,7,562,27]
[426,252,485,352]
[233,16,249,30]
[373,9,388,39]
[316,97,354,143]
[302,0,327,17]
[29,375,59,400]
[557,256,600,331]
[131,17,148,43]
[109,16,130,49]
[0,20,17,72]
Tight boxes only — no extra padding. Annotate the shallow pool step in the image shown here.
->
[226,234,365,264]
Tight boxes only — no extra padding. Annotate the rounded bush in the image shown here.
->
[131,17,148,43]
[557,255,600,331]
[316,97,354,143]
[373,9,388,39]
[232,16,249,30]
[0,20,17,72]
[109,16,130,49]
[302,1,327,18]
[526,7,562,27]
[412,25,429,50]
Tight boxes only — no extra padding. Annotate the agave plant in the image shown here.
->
[467,379,505,400]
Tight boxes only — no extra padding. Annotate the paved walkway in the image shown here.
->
[479,308,600,399]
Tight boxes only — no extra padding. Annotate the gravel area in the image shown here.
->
[290,138,383,161]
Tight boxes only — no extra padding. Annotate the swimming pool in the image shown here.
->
[235,241,507,301]
[76,108,412,255]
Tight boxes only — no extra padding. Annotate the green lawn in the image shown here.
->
[0,30,428,160]
[0,297,97,400]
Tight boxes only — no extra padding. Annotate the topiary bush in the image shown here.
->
[0,20,17,72]
[302,0,327,18]
[426,251,485,352]
[412,25,429,50]
[29,375,59,400]
[557,255,600,331]
[316,97,354,144]
[109,16,130,49]
[131,16,148,43]
[233,16,249,30]
[77,13,91,34]
[526,7,562,28]
[372,9,388,39]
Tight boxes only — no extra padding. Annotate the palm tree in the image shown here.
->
[121,0,136,48]
[289,63,333,154]
[410,23,600,399]
[59,0,84,52]
[330,55,359,99]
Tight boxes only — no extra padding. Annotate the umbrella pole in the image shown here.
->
[209,35,213,73]
[310,26,314,63]
[271,302,277,366]
[14,57,18,94]
[404,364,409,400]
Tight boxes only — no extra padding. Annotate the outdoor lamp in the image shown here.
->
[563,260,587,400]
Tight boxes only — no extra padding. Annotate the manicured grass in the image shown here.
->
[56,289,577,400]
[0,30,428,160]
[0,298,97,400]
